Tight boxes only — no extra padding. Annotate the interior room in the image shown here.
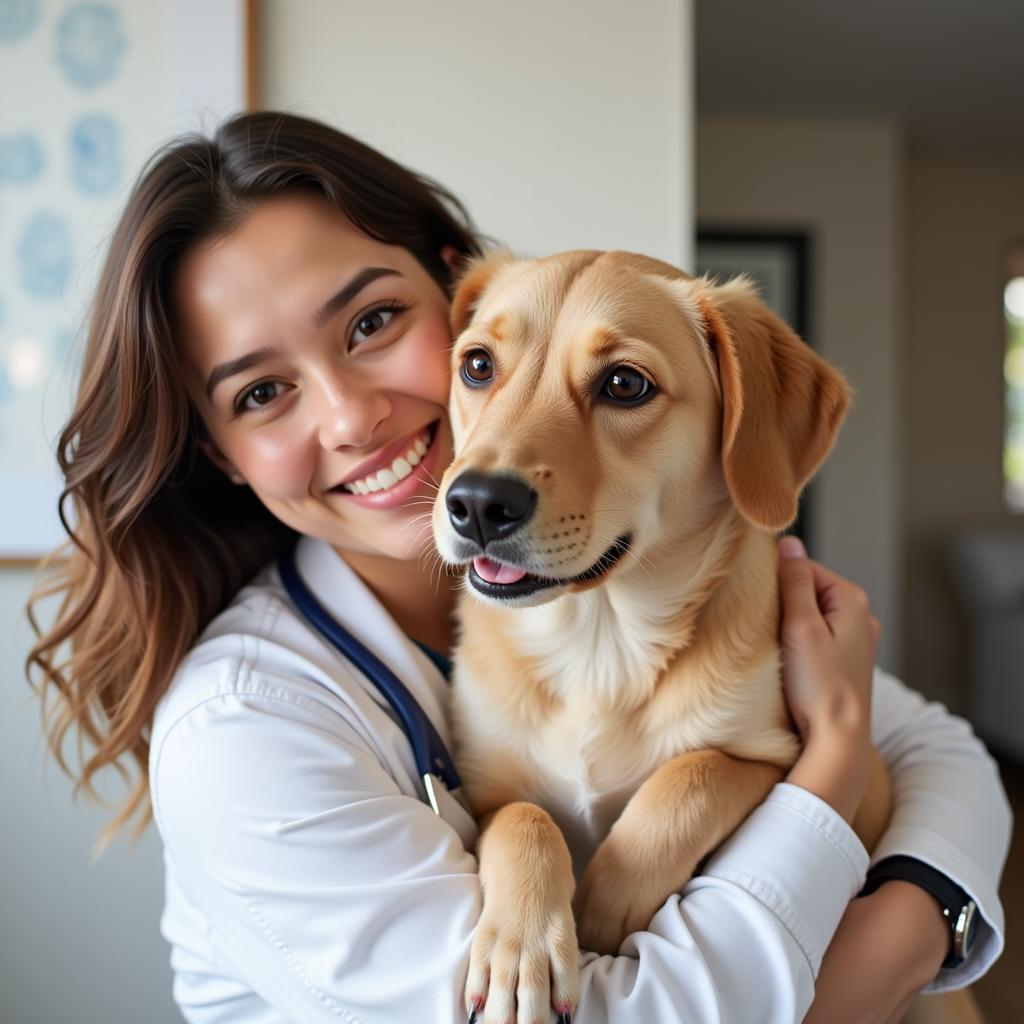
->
[1,2,1018,1021]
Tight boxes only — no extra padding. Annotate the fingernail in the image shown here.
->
[779,535,806,560]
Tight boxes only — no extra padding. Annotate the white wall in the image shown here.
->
[697,116,904,673]
[6,4,695,1021]
[1,569,178,1024]
[260,0,694,269]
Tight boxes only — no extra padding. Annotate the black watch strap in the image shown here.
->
[860,855,978,969]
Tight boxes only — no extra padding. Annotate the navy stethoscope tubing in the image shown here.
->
[277,545,461,813]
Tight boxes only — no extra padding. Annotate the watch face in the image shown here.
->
[953,900,978,962]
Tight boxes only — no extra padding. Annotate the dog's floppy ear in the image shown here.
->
[449,249,515,336]
[698,278,851,532]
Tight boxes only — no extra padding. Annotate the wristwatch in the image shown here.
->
[860,855,979,969]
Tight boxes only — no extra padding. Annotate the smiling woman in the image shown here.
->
[175,192,457,565]
[28,110,481,839]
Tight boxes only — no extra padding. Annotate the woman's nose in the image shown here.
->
[314,372,392,451]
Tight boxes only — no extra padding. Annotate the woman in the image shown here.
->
[29,111,1010,1023]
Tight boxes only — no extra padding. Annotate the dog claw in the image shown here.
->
[467,1012,477,1024]
[558,1013,572,1024]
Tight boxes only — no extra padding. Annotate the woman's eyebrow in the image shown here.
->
[206,347,279,399]
[313,266,403,327]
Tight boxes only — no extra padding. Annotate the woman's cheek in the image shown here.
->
[236,428,316,499]
[391,320,453,403]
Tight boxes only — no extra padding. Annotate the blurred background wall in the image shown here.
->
[697,1,1024,718]
[4,1,1021,1021]
[903,153,1024,715]
[696,5,1024,1017]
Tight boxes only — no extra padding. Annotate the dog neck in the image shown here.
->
[509,503,775,710]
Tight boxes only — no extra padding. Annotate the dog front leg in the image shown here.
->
[468,801,579,1024]
[575,749,784,955]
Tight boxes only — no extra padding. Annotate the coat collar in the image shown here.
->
[289,536,455,751]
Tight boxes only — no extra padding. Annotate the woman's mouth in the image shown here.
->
[330,420,442,508]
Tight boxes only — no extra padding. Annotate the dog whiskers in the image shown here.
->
[589,528,654,584]
[406,514,437,534]
[417,545,444,594]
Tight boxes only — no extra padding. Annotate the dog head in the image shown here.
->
[432,250,849,606]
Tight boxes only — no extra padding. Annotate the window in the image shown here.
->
[1004,263,1024,511]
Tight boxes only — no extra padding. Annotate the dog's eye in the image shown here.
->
[461,349,494,386]
[601,366,653,404]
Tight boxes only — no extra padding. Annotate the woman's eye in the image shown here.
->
[601,366,653,404]
[352,308,396,344]
[239,380,283,411]
[461,348,494,386]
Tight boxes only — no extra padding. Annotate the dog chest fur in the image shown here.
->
[450,532,801,872]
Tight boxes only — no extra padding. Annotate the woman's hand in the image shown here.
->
[777,536,879,823]
[804,880,951,1024]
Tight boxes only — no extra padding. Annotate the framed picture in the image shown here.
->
[0,0,258,565]
[694,228,815,541]
[695,229,810,341]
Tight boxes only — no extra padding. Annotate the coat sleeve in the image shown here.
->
[152,670,870,1024]
[865,668,1012,991]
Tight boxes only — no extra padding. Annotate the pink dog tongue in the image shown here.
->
[473,557,528,585]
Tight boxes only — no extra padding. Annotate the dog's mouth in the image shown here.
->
[467,535,633,600]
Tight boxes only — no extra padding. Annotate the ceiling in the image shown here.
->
[697,0,1024,149]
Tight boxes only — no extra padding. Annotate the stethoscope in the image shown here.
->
[277,545,462,817]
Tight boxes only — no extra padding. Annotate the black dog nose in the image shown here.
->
[445,471,537,548]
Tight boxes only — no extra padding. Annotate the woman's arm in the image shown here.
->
[805,877,952,1023]
[804,667,1013,1022]
[866,668,1011,990]
[765,528,1013,1022]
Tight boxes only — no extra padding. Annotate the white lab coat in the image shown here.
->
[150,536,1011,1024]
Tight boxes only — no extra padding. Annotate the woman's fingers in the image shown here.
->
[779,538,873,635]
[777,536,825,625]
[777,535,879,744]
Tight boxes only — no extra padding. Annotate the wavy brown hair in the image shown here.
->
[27,111,483,843]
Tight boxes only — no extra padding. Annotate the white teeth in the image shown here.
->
[342,428,432,495]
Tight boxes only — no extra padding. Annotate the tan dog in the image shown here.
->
[432,250,892,1023]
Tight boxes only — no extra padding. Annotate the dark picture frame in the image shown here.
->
[695,229,811,341]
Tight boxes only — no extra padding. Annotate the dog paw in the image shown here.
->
[465,899,579,1024]
[575,836,690,955]
[575,880,660,956]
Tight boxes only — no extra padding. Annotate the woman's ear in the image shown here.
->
[697,277,851,531]
[449,249,516,337]
[440,245,463,279]
[199,437,246,485]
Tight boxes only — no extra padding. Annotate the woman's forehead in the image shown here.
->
[173,195,414,366]
[185,194,403,288]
